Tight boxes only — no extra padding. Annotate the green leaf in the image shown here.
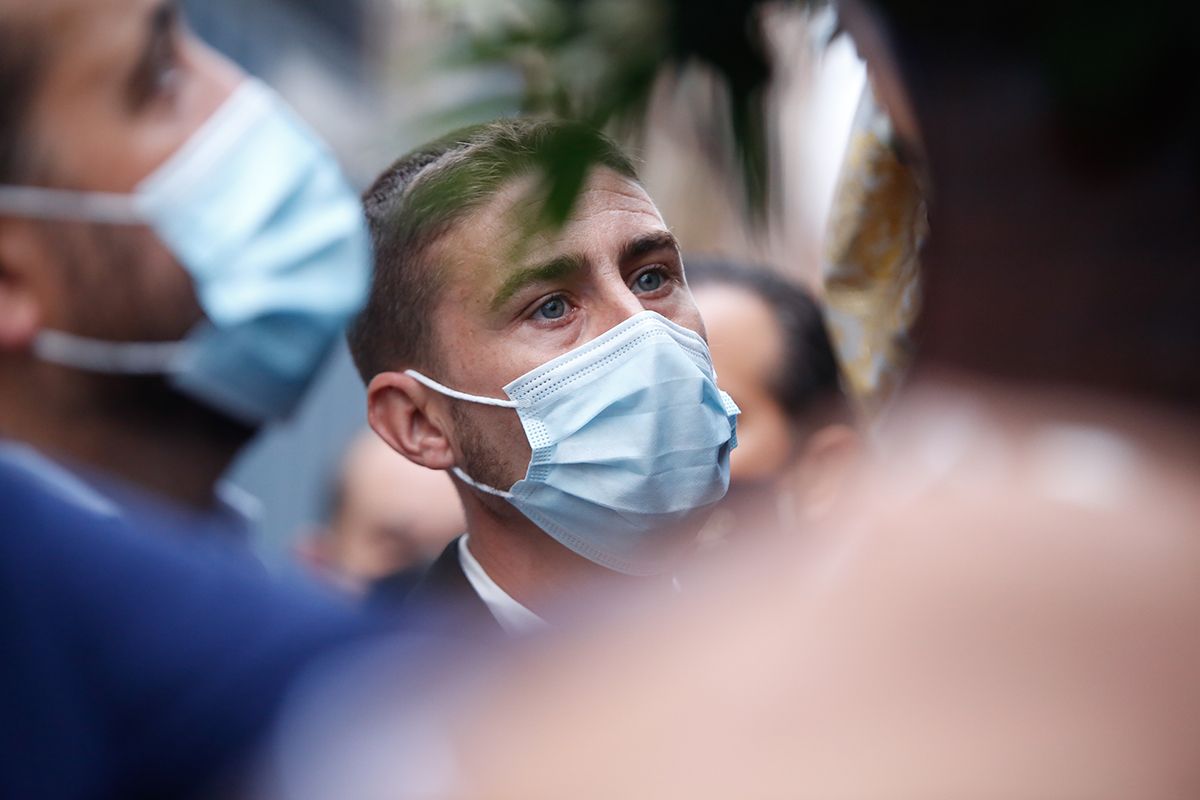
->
[433,0,810,226]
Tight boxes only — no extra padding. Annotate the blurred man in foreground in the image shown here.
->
[0,2,388,795]
[350,119,740,638]
[687,257,858,541]
[305,1,1200,796]
[298,429,463,598]
[0,0,368,531]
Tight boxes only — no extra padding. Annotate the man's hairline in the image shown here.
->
[395,173,560,382]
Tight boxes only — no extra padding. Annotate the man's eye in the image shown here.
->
[129,7,185,109]
[151,60,181,99]
[634,270,666,293]
[533,296,569,320]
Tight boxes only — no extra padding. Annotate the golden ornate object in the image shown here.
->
[823,87,926,417]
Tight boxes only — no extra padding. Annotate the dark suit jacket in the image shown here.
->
[382,536,505,642]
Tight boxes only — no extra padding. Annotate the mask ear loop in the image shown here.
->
[451,467,515,500]
[33,329,192,375]
[404,370,520,499]
[404,369,520,408]
[0,186,146,225]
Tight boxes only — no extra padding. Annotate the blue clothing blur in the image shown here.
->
[0,444,382,799]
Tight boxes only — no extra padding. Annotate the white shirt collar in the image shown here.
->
[457,535,548,636]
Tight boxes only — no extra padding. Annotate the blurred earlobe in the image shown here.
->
[366,371,456,471]
[0,226,41,352]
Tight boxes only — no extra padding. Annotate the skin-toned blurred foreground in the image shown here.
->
[436,384,1200,799]
[284,381,1200,799]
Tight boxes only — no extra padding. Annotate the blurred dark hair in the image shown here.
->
[0,20,43,182]
[865,0,1200,168]
[686,257,846,425]
[348,118,638,383]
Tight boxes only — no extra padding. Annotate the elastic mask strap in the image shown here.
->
[407,370,518,498]
[720,390,742,418]
[404,369,519,409]
[451,466,514,500]
[0,185,146,226]
[33,329,190,375]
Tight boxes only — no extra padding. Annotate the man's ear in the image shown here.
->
[0,222,43,351]
[367,371,456,470]
[792,423,862,522]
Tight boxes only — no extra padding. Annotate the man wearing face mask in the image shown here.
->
[0,2,385,796]
[0,0,368,527]
[350,119,740,637]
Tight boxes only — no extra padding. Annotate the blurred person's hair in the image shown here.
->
[855,0,1200,409]
[686,257,847,426]
[0,16,44,182]
[348,118,638,382]
[865,0,1200,169]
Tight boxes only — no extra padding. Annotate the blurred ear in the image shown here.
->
[792,423,861,522]
[367,371,456,471]
[0,222,43,351]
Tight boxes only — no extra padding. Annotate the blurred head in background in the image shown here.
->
[0,0,241,505]
[299,429,463,596]
[840,0,1200,410]
[688,257,858,535]
[0,0,369,511]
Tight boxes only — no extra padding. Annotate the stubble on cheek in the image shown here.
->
[45,221,202,342]
[449,399,531,490]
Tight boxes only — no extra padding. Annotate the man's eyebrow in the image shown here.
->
[151,0,180,31]
[490,254,588,312]
[619,231,680,265]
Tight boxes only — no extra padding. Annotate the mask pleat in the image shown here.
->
[484,312,739,574]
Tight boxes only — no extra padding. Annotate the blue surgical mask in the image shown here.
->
[407,311,741,576]
[0,79,371,425]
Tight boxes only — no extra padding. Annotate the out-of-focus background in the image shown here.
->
[194,0,867,561]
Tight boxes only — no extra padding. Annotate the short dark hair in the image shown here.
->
[348,117,639,383]
[686,257,845,425]
[0,18,45,182]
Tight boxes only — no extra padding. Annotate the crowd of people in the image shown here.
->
[1,0,1198,797]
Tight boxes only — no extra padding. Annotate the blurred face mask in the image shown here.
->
[407,311,741,576]
[0,79,371,425]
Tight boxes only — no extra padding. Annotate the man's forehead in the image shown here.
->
[458,169,667,266]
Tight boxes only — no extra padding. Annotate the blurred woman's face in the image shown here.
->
[690,283,796,484]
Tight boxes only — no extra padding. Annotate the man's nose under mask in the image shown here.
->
[408,311,741,576]
[0,79,371,425]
